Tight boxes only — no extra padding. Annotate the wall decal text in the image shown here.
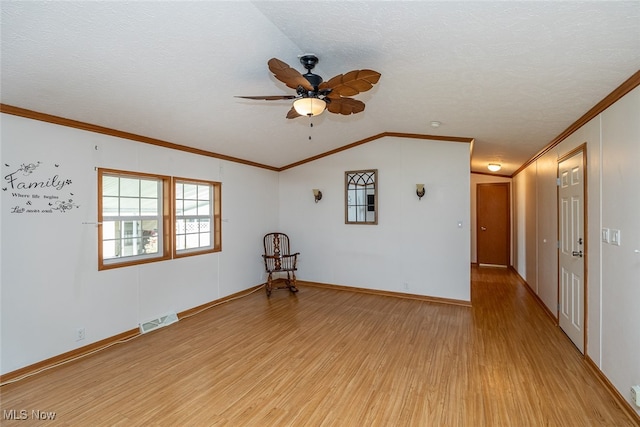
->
[3,161,79,214]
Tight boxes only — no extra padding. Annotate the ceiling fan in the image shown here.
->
[236,54,381,119]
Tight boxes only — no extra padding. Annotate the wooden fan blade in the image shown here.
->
[321,69,381,97]
[235,95,298,101]
[357,69,381,85]
[326,98,365,115]
[268,58,313,91]
[286,107,302,119]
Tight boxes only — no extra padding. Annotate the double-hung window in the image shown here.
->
[98,169,221,270]
[99,169,171,269]
[174,178,221,257]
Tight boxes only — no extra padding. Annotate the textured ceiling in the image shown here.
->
[1,1,639,175]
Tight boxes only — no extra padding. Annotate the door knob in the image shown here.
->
[572,251,583,258]
[480,226,487,231]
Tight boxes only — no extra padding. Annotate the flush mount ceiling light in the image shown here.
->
[488,163,502,172]
[293,97,327,117]
[430,121,441,128]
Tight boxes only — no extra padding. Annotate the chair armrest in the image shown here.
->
[262,253,298,270]
[279,254,297,269]
[262,253,298,259]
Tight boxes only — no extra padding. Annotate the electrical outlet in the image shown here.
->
[403,282,409,291]
[632,385,640,407]
[76,328,85,341]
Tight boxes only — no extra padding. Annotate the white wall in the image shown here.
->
[535,150,559,311]
[470,173,512,264]
[513,169,528,277]
[278,136,471,302]
[0,114,279,374]
[600,89,640,412]
[512,86,640,414]
[1,118,472,376]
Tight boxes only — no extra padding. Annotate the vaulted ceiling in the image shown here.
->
[2,1,639,175]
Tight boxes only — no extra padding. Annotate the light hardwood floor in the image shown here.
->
[1,267,636,426]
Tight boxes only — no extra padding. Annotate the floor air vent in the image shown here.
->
[139,311,178,334]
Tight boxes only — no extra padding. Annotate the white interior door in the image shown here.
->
[558,150,585,353]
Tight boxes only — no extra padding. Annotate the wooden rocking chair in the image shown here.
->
[262,232,299,296]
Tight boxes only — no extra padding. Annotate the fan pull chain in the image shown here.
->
[308,116,313,141]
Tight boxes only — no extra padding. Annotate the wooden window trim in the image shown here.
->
[98,168,172,270]
[172,177,222,259]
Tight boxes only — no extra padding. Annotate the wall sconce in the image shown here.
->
[416,184,425,200]
[313,189,323,203]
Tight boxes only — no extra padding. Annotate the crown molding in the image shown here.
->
[278,132,473,171]
[0,104,280,171]
[512,70,640,177]
[1,104,473,172]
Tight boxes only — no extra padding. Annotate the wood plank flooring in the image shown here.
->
[1,267,636,426]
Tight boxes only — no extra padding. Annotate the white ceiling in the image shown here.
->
[2,1,639,175]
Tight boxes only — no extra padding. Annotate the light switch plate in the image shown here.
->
[611,229,621,246]
[602,228,610,244]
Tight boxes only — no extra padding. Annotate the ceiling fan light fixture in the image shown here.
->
[488,163,502,172]
[293,97,326,117]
